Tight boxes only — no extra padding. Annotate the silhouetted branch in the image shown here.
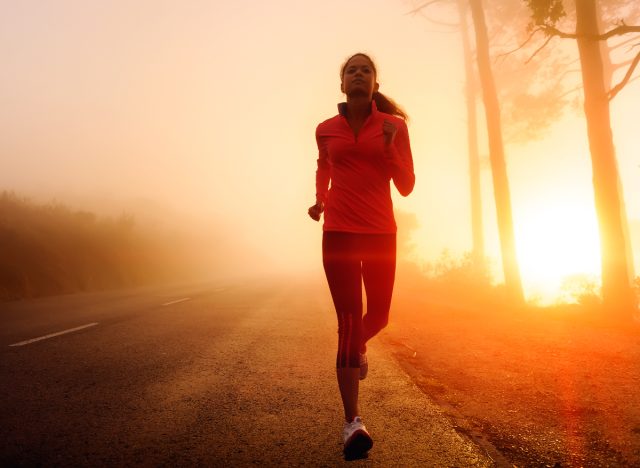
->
[555,67,581,81]
[406,0,458,29]
[608,51,640,100]
[525,34,554,64]
[612,58,633,72]
[544,66,582,99]
[527,22,639,66]
[557,85,582,100]
[608,35,640,52]
[604,39,638,73]
[496,27,544,60]
[406,0,447,15]
[421,17,460,29]
[540,25,577,39]
[540,23,640,40]
[597,24,640,40]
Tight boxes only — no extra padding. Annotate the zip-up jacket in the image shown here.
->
[315,100,415,233]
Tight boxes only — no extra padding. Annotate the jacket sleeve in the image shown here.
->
[383,120,415,197]
[315,125,330,204]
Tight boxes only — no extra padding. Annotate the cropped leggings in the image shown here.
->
[322,231,396,368]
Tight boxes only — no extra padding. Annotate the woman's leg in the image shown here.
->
[335,368,360,423]
[361,234,396,353]
[322,232,363,422]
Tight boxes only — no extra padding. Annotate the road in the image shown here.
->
[0,276,491,466]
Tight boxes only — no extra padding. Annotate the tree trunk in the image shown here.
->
[468,0,524,304]
[457,0,484,264]
[575,0,636,313]
[595,2,636,288]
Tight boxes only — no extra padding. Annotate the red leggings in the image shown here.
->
[322,231,396,368]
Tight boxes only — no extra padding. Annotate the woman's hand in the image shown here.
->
[382,119,398,146]
[308,202,324,221]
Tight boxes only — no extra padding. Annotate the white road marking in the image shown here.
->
[9,322,99,347]
[162,297,191,306]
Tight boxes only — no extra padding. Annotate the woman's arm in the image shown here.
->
[383,120,415,196]
[309,125,330,221]
[315,125,331,204]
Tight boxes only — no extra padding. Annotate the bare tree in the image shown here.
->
[468,0,524,303]
[408,0,486,265]
[457,0,485,264]
[409,0,533,298]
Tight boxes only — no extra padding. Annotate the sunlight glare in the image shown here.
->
[515,202,601,304]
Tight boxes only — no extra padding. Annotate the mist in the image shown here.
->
[1,0,639,302]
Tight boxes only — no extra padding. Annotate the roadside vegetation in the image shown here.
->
[0,191,226,301]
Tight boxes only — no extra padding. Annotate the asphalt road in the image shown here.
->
[0,276,491,467]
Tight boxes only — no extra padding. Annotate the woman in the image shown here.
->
[308,52,415,457]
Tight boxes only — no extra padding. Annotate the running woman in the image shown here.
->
[308,52,415,458]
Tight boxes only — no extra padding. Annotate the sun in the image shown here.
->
[515,202,601,304]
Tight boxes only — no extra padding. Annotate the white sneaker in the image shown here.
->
[359,353,368,380]
[343,416,373,456]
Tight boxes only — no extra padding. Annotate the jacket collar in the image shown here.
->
[337,99,378,117]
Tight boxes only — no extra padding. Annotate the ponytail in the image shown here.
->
[373,91,408,122]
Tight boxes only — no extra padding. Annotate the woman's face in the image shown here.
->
[341,55,379,99]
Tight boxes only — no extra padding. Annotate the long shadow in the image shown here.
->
[344,450,369,462]
[343,438,372,462]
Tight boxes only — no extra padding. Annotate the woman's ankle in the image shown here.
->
[345,415,360,423]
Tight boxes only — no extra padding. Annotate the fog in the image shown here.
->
[1,0,445,279]
[1,0,639,300]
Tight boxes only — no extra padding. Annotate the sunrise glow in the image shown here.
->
[0,0,637,305]
[515,202,601,304]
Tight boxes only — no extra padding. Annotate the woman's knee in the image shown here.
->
[372,313,389,332]
[364,308,389,333]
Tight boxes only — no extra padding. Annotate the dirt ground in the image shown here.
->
[382,287,640,467]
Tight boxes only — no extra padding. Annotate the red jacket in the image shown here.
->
[315,101,415,233]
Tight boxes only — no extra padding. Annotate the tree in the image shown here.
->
[457,0,485,264]
[596,1,640,293]
[408,0,486,264]
[468,0,524,304]
[525,0,640,314]
[409,0,541,301]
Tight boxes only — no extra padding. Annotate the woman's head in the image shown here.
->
[339,53,408,121]
[340,53,378,98]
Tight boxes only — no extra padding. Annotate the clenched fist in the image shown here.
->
[382,119,398,146]
[308,201,324,221]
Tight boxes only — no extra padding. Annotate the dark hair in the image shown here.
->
[340,52,408,121]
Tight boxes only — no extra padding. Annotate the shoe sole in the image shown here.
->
[344,430,373,457]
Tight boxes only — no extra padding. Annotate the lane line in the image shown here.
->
[162,297,191,306]
[9,322,99,347]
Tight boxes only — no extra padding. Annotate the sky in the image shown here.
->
[1,0,639,303]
